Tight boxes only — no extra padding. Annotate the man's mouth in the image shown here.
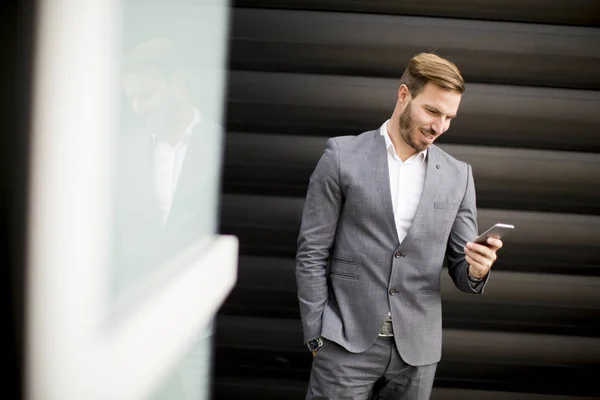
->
[420,129,436,142]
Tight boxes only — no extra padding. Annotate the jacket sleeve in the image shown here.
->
[296,138,343,342]
[445,164,489,293]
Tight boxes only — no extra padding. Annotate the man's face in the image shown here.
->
[398,82,462,152]
[122,69,178,134]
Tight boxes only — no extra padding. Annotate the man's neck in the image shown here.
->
[386,118,417,162]
[156,106,197,146]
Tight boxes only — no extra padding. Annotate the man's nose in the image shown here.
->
[431,117,447,135]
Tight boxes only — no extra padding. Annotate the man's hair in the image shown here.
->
[122,37,184,78]
[399,53,464,97]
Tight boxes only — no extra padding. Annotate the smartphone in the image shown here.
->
[473,223,514,244]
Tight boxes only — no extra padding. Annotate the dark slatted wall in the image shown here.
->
[215,1,600,398]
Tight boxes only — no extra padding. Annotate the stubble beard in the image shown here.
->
[398,101,427,153]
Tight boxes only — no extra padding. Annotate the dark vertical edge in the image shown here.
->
[0,0,37,398]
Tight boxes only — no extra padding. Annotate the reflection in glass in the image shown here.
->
[112,0,228,300]
[110,1,229,398]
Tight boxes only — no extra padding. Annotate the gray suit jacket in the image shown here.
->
[296,129,489,366]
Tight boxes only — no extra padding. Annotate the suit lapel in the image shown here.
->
[370,131,400,244]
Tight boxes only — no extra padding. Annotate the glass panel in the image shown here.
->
[148,326,214,400]
[110,0,229,301]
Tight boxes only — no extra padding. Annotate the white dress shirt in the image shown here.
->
[380,120,427,319]
[379,120,427,243]
[153,109,201,225]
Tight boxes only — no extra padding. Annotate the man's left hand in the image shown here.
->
[464,238,503,280]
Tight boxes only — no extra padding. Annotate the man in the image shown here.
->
[116,38,223,400]
[117,38,222,275]
[296,53,503,399]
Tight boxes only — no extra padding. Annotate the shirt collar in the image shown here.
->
[153,108,201,148]
[380,120,427,163]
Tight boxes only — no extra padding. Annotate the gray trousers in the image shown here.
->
[307,337,437,400]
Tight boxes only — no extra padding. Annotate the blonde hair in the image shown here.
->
[399,53,464,96]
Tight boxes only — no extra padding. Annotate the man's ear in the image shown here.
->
[398,84,411,105]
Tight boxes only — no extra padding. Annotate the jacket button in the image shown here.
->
[394,251,403,259]
[389,289,397,295]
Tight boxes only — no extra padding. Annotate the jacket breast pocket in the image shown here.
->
[329,257,358,280]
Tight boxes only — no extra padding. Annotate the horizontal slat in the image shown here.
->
[222,194,600,248]
[216,315,600,365]
[223,256,600,336]
[214,347,597,396]
[220,194,600,275]
[231,9,600,89]
[224,132,600,214]
[233,0,600,27]
[227,71,600,152]
[214,377,597,400]
[223,289,600,336]
[214,316,598,395]
[234,256,600,309]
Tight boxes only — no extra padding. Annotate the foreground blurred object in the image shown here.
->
[26,1,234,399]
